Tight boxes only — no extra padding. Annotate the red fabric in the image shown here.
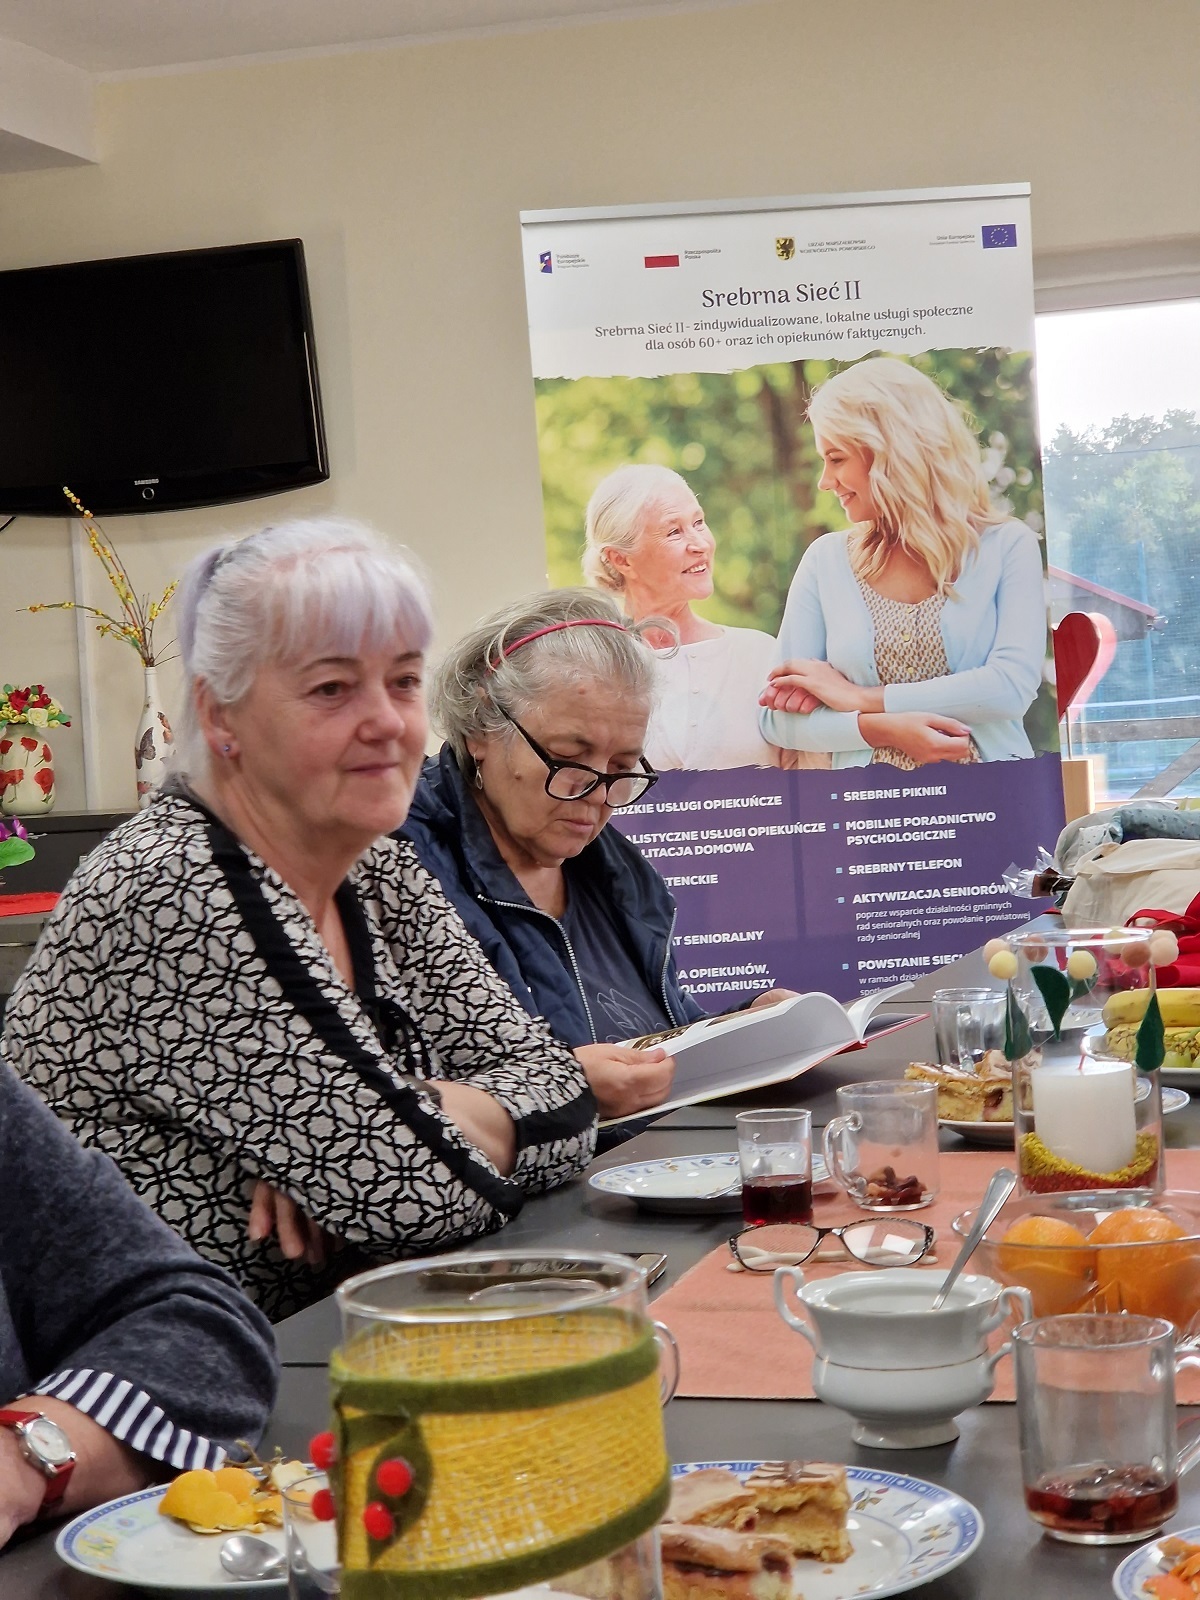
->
[1127,892,1200,985]
[0,892,58,918]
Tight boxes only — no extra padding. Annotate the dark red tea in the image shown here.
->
[741,1174,813,1226]
[1025,1463,1177,1539]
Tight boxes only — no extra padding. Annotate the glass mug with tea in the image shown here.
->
[1014,1313,1200,1544]
[736,1108,813,1225]
[823,1081,939,1211]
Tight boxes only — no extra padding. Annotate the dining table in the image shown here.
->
[7,930,1200,1598]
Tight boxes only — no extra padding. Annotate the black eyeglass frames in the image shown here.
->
[728,1218,936,1272]
[498,707,658,808]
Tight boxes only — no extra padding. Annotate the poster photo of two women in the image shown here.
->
[536,349,1059,776]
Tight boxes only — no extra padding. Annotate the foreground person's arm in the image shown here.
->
[0,1062,278,1547]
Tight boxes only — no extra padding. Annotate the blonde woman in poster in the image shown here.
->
[759,357,1047,769]
[584,464,791,770]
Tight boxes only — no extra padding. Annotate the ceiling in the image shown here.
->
[0,0,746,75]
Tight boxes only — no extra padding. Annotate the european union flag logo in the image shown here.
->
[982,224,1017,249]
[539,251,553,274]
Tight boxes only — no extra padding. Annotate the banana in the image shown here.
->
[1101,987,1200,1027]
[1104,1023,1200,1067]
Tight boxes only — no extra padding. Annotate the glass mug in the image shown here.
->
[932,986,1006,1070]
[823,1081,939,1211]
[326,1251,679,1599]
[1014,1313,1200,1544]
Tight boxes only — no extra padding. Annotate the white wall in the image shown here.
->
[1,0,1198,808]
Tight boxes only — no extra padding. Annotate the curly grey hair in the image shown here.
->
[431,588,663,770]
[173,517,433,781]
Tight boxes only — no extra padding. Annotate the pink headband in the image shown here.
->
[487,618,629,672]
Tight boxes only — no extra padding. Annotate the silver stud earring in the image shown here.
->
[223,744,232,755]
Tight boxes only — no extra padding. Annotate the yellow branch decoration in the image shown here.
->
[22,487,177,666]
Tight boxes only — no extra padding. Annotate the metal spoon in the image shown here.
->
[930,1166,1017,1310]
[219,1533,287,1583]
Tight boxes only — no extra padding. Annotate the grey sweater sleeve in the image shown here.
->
[0,1060,278,1469]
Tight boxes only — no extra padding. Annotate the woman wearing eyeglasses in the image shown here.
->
[402,590,709,1123]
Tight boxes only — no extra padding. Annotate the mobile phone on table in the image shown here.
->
[630,1251,668,1288]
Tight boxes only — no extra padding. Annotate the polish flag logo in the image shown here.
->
[644,254,680,268]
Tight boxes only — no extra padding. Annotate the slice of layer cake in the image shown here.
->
[905,1050,1013,1123]
[667,1467,757,1531]
[742,1460,852,1563]
[659,1524,794,1600]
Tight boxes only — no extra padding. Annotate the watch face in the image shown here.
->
[27,1416,74,1467]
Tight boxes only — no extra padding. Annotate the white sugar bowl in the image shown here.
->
[774,1266,1031,1448]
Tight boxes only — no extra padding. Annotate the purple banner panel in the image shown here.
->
[611,753,1065,1004]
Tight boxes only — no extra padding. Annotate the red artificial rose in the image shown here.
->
[33,769,54,795]
[19,736,38,752]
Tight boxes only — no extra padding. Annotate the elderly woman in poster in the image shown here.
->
[759,357,1047,769]
[583,463,797,771]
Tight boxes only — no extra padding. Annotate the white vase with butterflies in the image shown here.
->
[134,666,173,809]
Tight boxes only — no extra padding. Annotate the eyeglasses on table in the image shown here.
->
[728,1218,936,1271]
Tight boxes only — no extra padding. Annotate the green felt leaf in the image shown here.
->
[0,839,35,868]
[1005,982,1032,1061]
[1031,964,1072,1039]
[1136,990,1166,1073]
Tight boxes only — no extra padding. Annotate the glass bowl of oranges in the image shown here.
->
[952,1191,1200,1332]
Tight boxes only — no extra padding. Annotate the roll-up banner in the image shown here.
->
[520,184,1063,1000]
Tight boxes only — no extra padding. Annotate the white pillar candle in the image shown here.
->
[1031,1058,1137,1174]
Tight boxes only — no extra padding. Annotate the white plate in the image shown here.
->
[56,1484,288,1590]
[668,1461,983,1598]
[1112,1525,1200,1597]
[942,1085,1190,1147]
[589,1152,829,1214]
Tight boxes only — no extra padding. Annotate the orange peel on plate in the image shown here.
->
[159,1463,296,1534]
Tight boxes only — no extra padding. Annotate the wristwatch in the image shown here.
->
[0,1409,77,1513]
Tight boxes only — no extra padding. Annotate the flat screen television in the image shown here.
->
[0,239,328,515]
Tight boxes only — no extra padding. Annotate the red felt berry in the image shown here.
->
[362,1502,394,1542]
[375,1457,413,1498]
[309,1431,337,1470]
[310,1488,336,1522]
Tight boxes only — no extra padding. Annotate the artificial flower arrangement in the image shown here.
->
[0,817,34,870]
[0,685,72,729]
[23,487,176,665]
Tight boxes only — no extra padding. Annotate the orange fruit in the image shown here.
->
[1089,1207,1185,1246]
[996,1216,1096,1314]
[1090,1207,1197,1319]
[998,1215,1092,1275]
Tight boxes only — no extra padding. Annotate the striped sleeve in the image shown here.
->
[31,1369,225,1471]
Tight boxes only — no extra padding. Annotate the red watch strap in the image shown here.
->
[0,1408,39,1426]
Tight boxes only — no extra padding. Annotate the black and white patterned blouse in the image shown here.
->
[1,791,597,1321]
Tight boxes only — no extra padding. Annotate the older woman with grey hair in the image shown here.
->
[2,519,595,1321]
[584,464,801,770]
[402,588,701,1123]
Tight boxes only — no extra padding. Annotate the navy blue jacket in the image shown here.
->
[401,747,707,1048]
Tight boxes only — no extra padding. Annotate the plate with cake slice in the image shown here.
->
[659,1460,982,1599]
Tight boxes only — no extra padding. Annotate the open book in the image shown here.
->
[609,982,924,1124]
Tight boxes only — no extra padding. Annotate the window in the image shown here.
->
[1036,294,1200,800]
